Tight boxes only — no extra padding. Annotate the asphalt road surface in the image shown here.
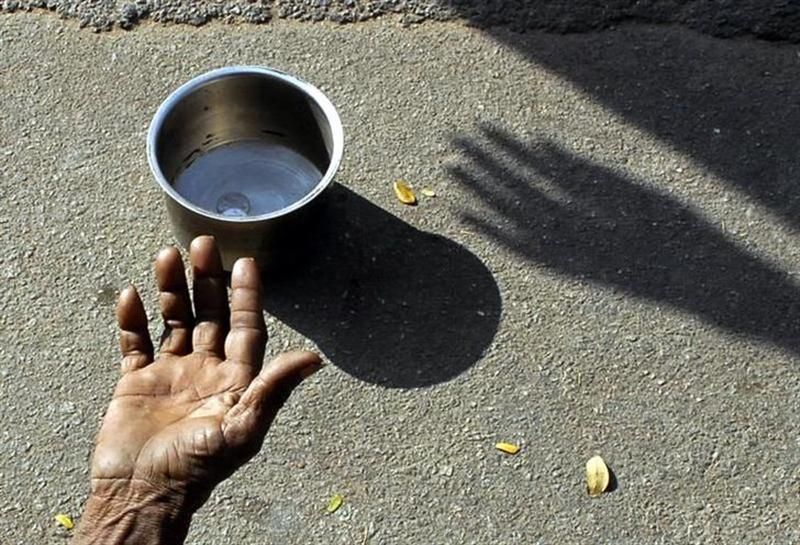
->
[1,7,800,545]
[1,0,800,41]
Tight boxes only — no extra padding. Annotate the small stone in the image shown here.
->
[119,3,139,28]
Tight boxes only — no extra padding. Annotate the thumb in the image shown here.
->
[222,351,322,455]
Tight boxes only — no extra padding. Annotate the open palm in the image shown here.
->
[90,236,321,508]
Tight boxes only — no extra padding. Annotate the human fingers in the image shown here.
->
[116,285,154,374]
[224,258,267,370]
[189,236,229,357]
[155,246,194,356]
[221,351,322,455]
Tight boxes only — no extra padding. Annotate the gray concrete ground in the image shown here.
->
[2,10,800,545]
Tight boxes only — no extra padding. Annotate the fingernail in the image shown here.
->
[233,257,258,274]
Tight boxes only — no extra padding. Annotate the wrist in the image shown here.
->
[72,479,198,545]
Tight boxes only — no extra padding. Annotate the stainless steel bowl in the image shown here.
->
[147,66,344,270]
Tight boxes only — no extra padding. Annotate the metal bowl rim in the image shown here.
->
[146,65,344,223]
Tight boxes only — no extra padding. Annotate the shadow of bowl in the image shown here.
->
[261,184,501,388]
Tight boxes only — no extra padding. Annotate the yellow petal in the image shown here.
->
[54,514,74,530]
[326,494,344,513]
[421,188,437,198]
[586,455,610,497]
[495,442,520,455]
[393,180,417,205]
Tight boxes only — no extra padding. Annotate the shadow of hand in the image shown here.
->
[451,124,800,353]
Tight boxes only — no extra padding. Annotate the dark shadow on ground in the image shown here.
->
[438,1,800,42]
[438,3,800,231]
[450,124,800,353]
[262,184,502,388]
[492,26,800,229]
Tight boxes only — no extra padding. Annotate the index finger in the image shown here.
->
[224,257,267,369]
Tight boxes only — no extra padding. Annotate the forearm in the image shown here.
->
[72,481,195,545]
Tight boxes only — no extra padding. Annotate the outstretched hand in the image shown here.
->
[73,236,321,545]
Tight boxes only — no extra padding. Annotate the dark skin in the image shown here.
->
[72,236,321,544]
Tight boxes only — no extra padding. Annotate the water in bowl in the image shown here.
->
[173,139,323,218]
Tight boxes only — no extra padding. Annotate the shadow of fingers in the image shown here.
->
[451,126,800,354]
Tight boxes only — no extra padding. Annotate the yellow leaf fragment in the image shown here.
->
[393,180,417,205]
[326,494,344,513]
[54,514,74,530]
[421,188,437,198]
[495,442,520,455]
[586,455,610,497]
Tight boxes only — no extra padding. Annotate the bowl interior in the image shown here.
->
[153,71,335,218]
